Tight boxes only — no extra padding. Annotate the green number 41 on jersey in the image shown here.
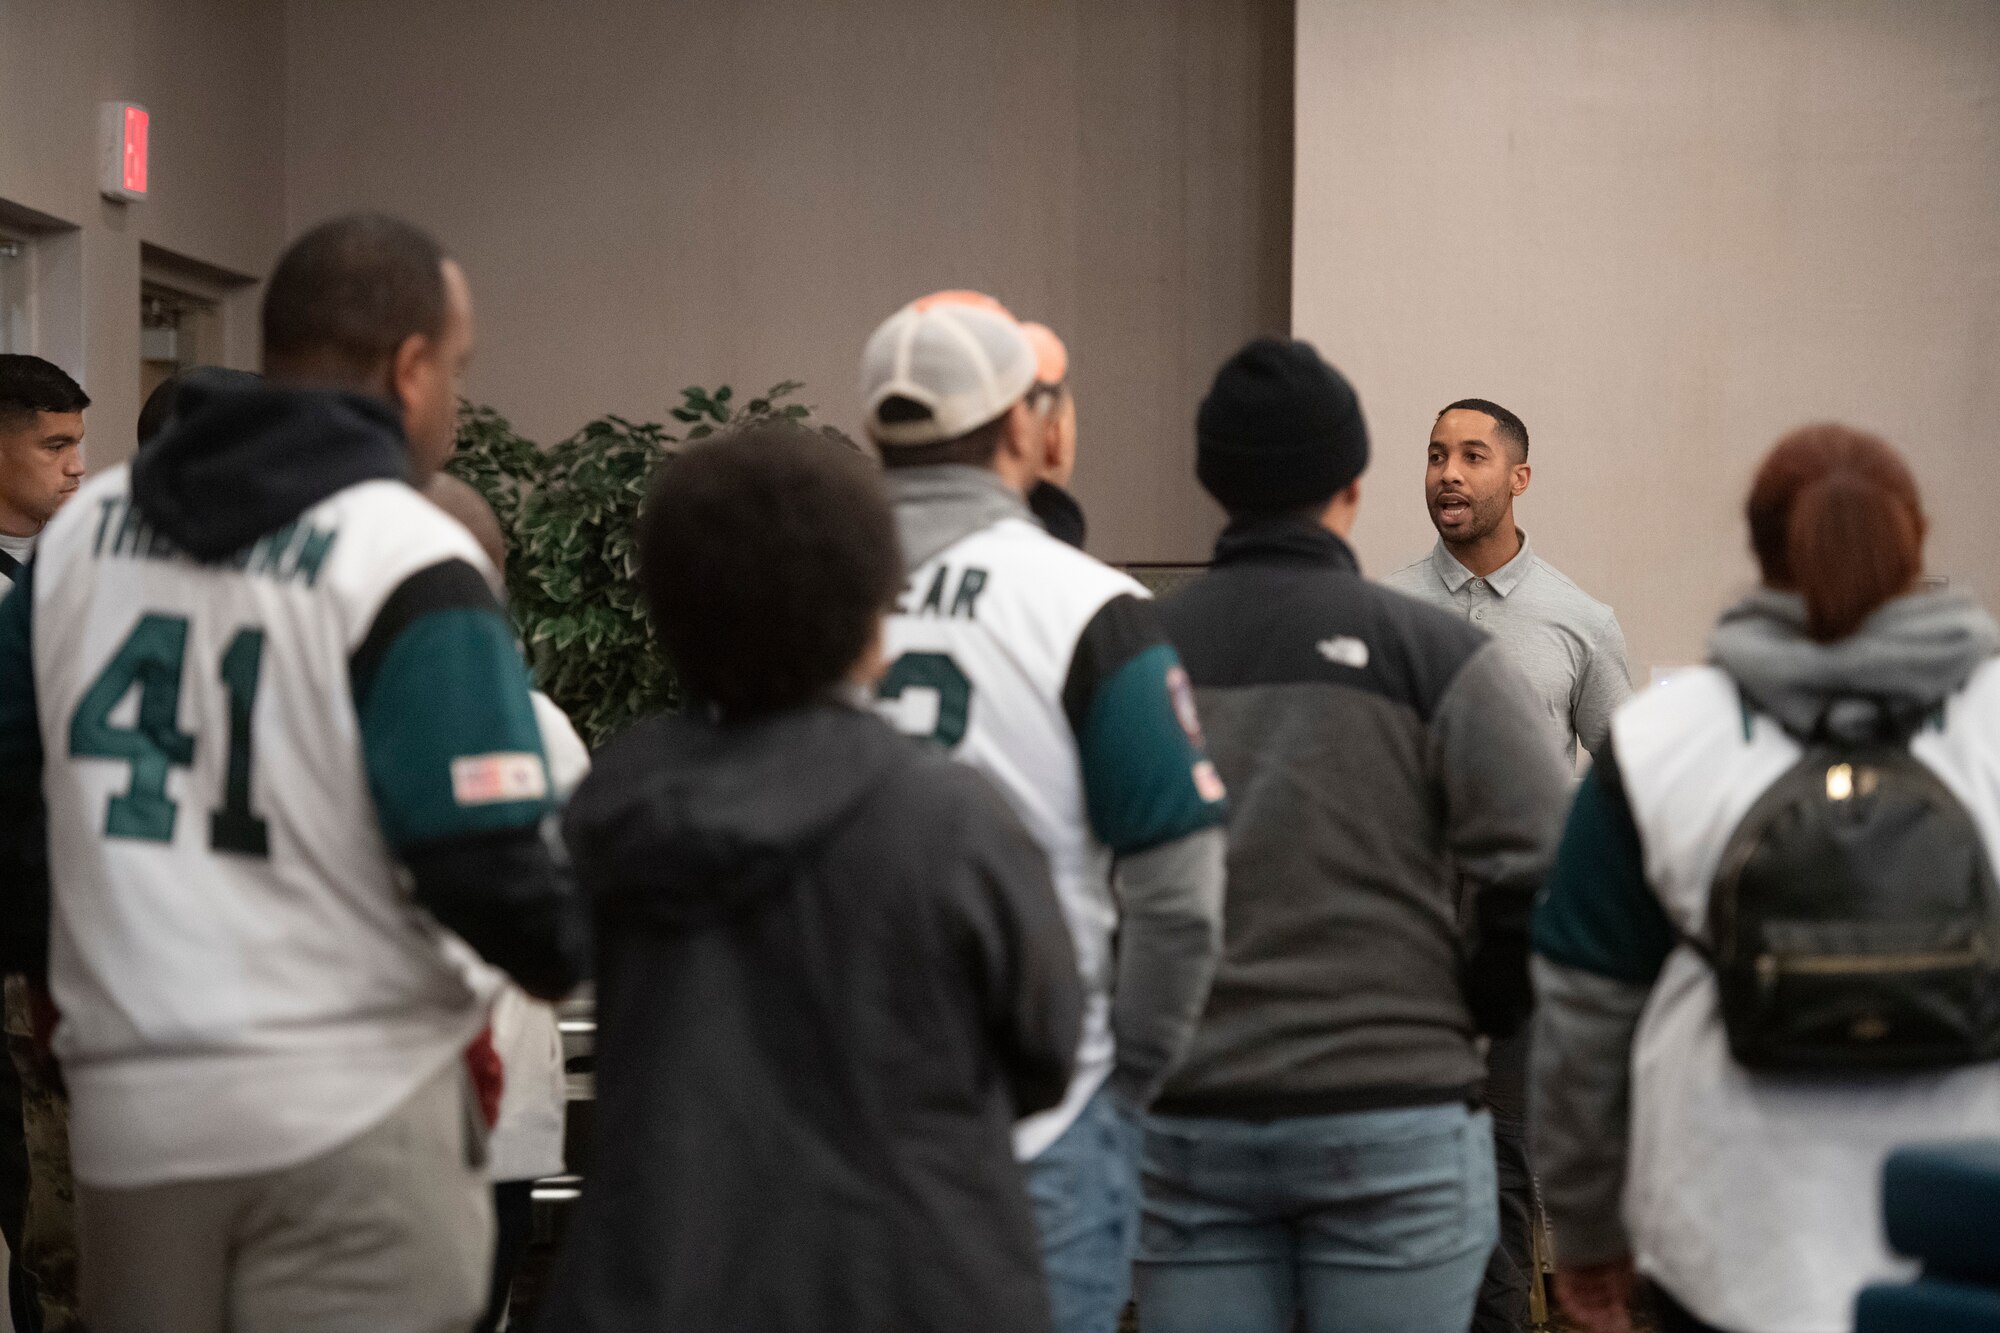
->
[70,612,270,857]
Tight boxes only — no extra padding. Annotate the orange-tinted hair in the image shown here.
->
[1746,424,1926,643]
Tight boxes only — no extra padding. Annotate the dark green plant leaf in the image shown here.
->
[451,385,830,748]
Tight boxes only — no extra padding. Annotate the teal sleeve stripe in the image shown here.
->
[0,563,40,771]
[356,607,550,849]
[1531,764,1675,983]
[1078,642,1225,854]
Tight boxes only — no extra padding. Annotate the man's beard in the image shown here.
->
[1432,490,1508,549]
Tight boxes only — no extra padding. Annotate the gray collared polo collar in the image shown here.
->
[1428,530,1536,598]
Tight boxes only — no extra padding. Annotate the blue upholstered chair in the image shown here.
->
[1854,1140,2000,1332]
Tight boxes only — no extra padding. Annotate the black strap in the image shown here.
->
[1732,681,1923,747]
[1807,692,1927,746]
[0,549,19,582]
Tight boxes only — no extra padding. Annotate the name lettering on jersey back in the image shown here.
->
[91,495,338,587]
[896,564,988,620]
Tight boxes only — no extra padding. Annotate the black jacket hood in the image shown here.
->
[131,374,410,560]
[564,702,912,927]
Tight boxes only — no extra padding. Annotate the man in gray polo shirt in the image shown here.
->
[1385,399,1630,765]
[1383,397,1631,1333]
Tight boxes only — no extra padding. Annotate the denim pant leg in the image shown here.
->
[1137,1104,1497,1333]
[1026,1086,1142,1333]
[1134,1118,1294,1333]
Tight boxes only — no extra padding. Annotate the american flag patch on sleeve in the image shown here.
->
[1192,759,1227,803]
[450,753,549,806]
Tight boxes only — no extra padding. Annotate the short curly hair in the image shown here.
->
[640,424,903,719]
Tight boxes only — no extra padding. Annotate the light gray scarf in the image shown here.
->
[1709,588,2000,740]
[886,465,1029,572]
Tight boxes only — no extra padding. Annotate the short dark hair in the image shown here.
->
[641,423,903,719]
[0,355,89,433]
[262,213,447,383]
[1438,398,1528,461]
[874,398,1006,469]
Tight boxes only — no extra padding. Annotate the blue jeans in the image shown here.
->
[1135,1102,1498,1333]
[1025,1085,1143,1333]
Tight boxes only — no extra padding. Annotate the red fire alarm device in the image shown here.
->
[99,102,149,202]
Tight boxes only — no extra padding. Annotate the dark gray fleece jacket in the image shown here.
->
[1154,516,1570,1117]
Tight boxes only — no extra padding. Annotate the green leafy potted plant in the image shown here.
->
[449,382,849,747]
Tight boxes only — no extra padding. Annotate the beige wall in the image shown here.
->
[0,0,286,467]
[1294,1,2000,678]
[283,0,1292,563]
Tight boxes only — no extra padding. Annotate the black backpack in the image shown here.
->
[1705,695,2000,1071]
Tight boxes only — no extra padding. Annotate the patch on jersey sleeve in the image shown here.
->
[1192,759,1226,804]
[1165,664,1205,746]
[1065,597,1226,848]
[451,753,548,807]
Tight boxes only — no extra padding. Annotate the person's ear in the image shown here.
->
[1511,461,1532,498]
[1039,406,1063,474]
[845,616,888,689]
[997,400,1040,468]
[388,331,433,415]
[1331,477,1363,522]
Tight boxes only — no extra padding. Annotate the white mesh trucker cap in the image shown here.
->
[859,297,1038,447]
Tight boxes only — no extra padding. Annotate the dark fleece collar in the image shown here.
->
[1212,513,1360,573]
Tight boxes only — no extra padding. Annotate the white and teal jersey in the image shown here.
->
[878,515,1225,1158]
[0,464,554,1188]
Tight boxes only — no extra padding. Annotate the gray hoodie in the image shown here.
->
[1710,588,1999,739]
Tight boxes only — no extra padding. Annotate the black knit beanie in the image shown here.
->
[1196,338,1369,513]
